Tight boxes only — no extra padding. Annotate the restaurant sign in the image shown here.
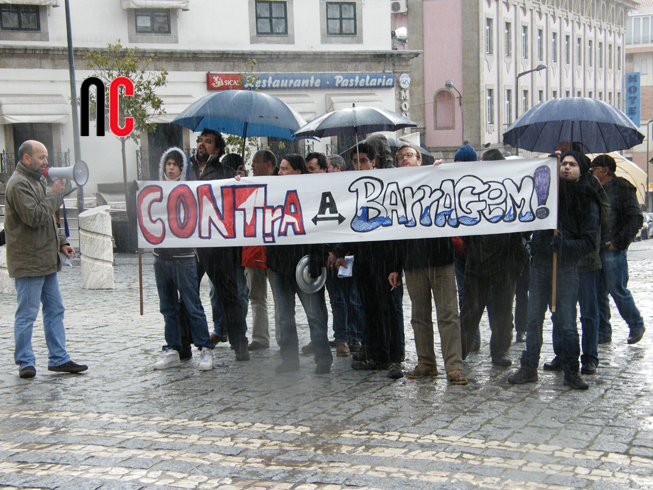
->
[207,73,395,91]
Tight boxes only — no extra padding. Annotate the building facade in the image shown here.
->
[0,0,418,193]
[413,0,634,159]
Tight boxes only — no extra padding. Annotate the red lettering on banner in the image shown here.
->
[138,185,164,245]
[168,185,198,238]
[234,185,267,237]
[207,73,243,91]
[279,190,305,236]
[197,184,235,239]
[109,76,135,137]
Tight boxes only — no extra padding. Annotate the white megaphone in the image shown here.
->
[42,160,89,186]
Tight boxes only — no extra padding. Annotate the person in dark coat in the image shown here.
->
[266,154,333,375]
[509,150,601,390]
[590,154,646,345]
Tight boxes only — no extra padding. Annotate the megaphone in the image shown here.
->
[42,160,89,186]
[295,255,327,294]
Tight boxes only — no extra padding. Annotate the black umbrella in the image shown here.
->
[503,97,644,153]
[341,133,435,165]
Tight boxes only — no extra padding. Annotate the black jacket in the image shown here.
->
[266,243,327,276]
[531,176,601,268]
[394,237,454,273]
[463,232,529,279]
[603,176,642,251]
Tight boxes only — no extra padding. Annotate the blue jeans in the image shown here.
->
[598,249,644,339]
[521,264,580,373]
[154,256,213,351]
[272,271,332,367]
[577,270,600,367]
[14,273,71,370]
[325,270,364,343]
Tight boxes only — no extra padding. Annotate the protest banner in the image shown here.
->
[136,157,558,248]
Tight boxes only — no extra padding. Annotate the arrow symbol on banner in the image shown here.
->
[312,212,346,225]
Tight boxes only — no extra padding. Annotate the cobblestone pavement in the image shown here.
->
[0,242,652,489]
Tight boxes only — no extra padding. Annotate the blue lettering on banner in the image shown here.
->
[626,72,641,127]
[244,74,395,90]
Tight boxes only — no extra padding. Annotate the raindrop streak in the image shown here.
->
[534,166,551,219]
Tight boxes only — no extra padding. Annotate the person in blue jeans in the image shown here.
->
[5,140,88,379]
[509,150,601,390]
[590,154,646,345]
[151,148,214,371]
[266,155,332,375]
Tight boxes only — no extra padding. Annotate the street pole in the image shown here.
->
[514,64,547,156]
[647,119,653,211]
[445,80,464,145]
[64,0,84,215]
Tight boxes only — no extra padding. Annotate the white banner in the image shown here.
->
[136,158,558,248]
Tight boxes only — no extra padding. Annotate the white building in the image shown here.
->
[0,0,418,193]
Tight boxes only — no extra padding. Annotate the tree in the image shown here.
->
[84,41,167,203]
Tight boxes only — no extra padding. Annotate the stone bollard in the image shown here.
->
[0,244,16,294]
[79,205,114,289]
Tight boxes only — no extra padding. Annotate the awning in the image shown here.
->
[325,93,384,112]
[150,94,196,123]
[274,93,316,122]
[121,0,190,10]
[0,94,69,124]
[0,0,59,5]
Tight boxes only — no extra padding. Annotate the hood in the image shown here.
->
[159,147,189,181]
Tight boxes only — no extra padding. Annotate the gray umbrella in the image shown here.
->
[503,97,644,153]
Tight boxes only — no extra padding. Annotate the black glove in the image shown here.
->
[308,254,322,278]
[551,233,562,253]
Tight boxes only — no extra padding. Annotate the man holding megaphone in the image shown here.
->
[4,140,88,379]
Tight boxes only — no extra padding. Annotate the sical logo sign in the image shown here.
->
[207,73,243,91]
[80,76,135,138]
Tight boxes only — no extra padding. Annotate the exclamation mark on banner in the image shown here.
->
[534,166,551,219]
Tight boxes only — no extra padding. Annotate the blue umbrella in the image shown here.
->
[503,97,644,153]
[173,90,307,157]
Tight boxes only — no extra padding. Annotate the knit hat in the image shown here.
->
[454,144,478,162]
[561,150,591,176]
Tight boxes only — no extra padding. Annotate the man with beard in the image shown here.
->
[188,129,250,361]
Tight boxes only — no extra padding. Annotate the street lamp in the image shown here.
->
[514,64,547,155]
[445,80,464,145]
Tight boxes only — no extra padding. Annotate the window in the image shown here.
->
[505,89,512,125]
[487,88,494,125]
[598,91,603,100]
[522,25,528,59]
[434,90,454,129]
[486,18,493,55]
[537,28,543,61]
[566,90,570,97]
[256,1,288,35]
[552,90,558,98]
[0,4,39,31]
[608,44,613,69]
[598,42,603,68]
[326,2,356,35]
[135,10,170,34]
[538,90,544,103]
[565,35,570,64]
[588,40,593,68]
[552,32,558,63]
[617,92,621,110]
[617,46,621,69]
[609,92,613,105]
[522,89,529,114]
[505,22,512,57]
[577,90,582,97]
[588,91,593,98]
[577,38,582,66]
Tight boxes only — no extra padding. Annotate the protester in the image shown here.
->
[267,154,332,374]
[189,129,250,361]
[5,140,87,378]
[389,144,467,384]
[152,148,214,370]
[590,154,646,345]
[509,150,601,390]
[459,149,529,367]
[326,154,345,172]
[244,149,280,350]
[305,152,328,174]
[338,144,404,379]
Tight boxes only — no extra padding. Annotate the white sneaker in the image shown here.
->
[198,348,213,371]
[153,350,180,370]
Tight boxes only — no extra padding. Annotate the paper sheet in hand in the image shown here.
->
[338,255,354,278]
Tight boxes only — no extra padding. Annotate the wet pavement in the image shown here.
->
[0,241,652,489]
